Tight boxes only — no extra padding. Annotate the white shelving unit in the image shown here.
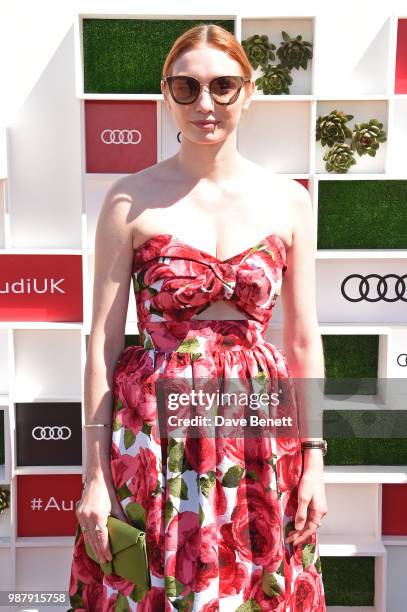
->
[0,9,406,611]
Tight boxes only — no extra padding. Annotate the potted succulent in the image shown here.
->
[316,109,387,173]
[242,30,313,95]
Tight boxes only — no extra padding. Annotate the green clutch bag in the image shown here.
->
[83,514,151,590]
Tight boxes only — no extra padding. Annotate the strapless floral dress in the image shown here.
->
[68,233,326,611]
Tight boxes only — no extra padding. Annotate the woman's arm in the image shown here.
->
[83,179,135,486]
[280,179,328,545]
[280,178,325,441]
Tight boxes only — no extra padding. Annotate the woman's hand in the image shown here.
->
[285,450,328,547]
[75,473,129,564]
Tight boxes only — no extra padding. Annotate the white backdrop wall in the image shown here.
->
[1,2,407,611]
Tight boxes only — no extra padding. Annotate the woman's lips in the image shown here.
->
[191,120,219,128]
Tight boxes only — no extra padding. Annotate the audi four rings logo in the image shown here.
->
[32,426,72,440]
[397,354,407,367]
[341,274,407,302]
[100,129,142,144]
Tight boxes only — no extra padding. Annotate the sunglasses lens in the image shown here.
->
[167,76,245,104]
[211,76,242,103]
[170,77,200,103]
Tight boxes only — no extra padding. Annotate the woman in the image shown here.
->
[68,23,327,611]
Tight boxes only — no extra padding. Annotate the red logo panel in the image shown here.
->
[17,474,83,537]
[295,178,309,189]
[395,19,407,93]
[85,100,157,173]
[0,255,83,322]
[382,483,407,535]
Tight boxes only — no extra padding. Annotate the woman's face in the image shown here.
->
[161,44,254,144]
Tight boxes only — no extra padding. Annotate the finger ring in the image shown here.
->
[95,523,103,532]
[309,519,321,528]
[80,525,87,533]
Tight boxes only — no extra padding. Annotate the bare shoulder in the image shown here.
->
[282,175,312,204]
[264,172,311,205]
[96,174,134,227]
[101,160,175,240]
[286,178,314,236]
[271,174,313,234]
[277,177,315,258]
[116,159,174,205]
[250,167,312,248]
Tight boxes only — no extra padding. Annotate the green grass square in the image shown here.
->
[321,556,375,605]
[83,18,235,93]
[322,334,379,395]
[317,180,407,249]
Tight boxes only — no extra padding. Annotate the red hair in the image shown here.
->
[161,24,253,80]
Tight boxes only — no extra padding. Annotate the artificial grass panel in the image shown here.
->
[324,438,407,465]
[317,179,407,249]
[83,19,235,93]
[322,334,379,395]
[324,409,407,438]
[324,409,407,464]
[124,334,141,348]
[321,556,375,605]
[0,411,4,465]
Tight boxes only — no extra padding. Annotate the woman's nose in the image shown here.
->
[195,86,215,111]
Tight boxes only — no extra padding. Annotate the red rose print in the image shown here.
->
[68,235,325,609]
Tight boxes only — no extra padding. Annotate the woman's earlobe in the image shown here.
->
[160,80,166,99]
[161,91,169,107]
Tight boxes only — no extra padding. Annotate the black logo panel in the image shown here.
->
[16,402,82,466]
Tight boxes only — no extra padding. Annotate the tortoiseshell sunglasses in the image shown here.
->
[161,75,251,105]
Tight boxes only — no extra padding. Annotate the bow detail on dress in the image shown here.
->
[173,262,237,308]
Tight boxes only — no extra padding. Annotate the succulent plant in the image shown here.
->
[316,110,354,148]
[323,143,357,173]
[0,487,10,514]
[276,30,313,70]
[255,64,293,95]
[241,34,276,70]
[351,118,387,157]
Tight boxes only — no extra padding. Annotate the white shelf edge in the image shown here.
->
[318,534,386,556]
[316,250,407,259]
[0,249,82,254]
[10,396,82,403]
[0,323,82,329]
[382,535,407,545]
[324,465,407,483]
[77,93,392,102]
[15,536,74,548]
[14,466,82,476]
